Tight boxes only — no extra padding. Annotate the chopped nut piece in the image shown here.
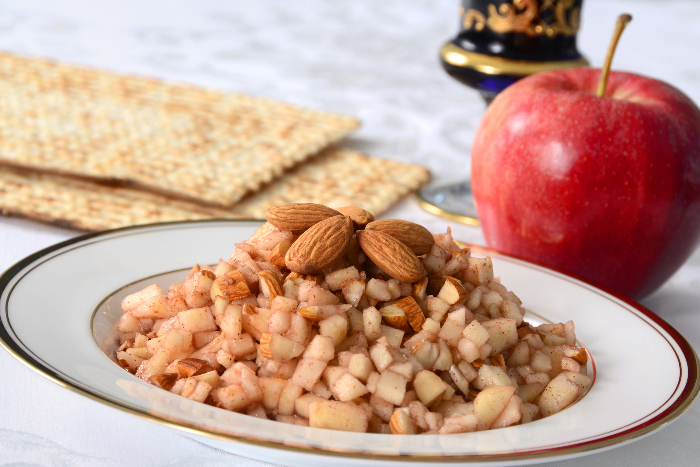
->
[437,277,469,305]
[177,358,215,378]
[269,238,292,268]
[389,408,417,434]
[492,354,506,371]
[380,304,410,331]
[258,270,283,300]
[211,270,251,302]
[412,276,428,302]
[395,296,425,332]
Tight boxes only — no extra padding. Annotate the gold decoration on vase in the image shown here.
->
[463,10,486,32]
[462,0,580,38]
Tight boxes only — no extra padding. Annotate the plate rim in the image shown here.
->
[1,219,698,464]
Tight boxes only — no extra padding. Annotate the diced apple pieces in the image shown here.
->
[538,373,581,417]
[347,307,364,335]
[521,402,540,424]
[386,362,413,380]
[439,413,478,434]
[369,393,395,422]
[303,335,336,362]
[507,341,530,367]
[117,313,143,333]
[426,296,450,322]
[268,309,292,334]
[319,313,348,346]
[295,392,326,418]
[322,365,349,389]
[516,382,545,403]
[160,329,194,361]
[463,320,490,347]
[473,364,514,390]
[439,309,467,347]
[473,385,516,431]
[432,339,452,371]
[308,400,369,433]
[131,295,174,320]
[297,304,352,322]
[378,325,404,348]
[117,351,144,373]
[491,395,522,429]
[277,381,304,415]
[242,311,268,341]
[375,370,409,406]
[457,338,480,363]
[126,346,149,359]
[366,278,392,301]
[370,342,394,373]
[348,353,374,382]
[121,284,162,313]
[481,318,518,356]
[500,300,523,326]
[341,279,366,308]
[412,340,439,370]
[465,257,494,286]
[359,307,381,342]
[185,271,215,308]
[524,372,550,386]
[302,282,340,306]
[285,313,311,346]
[188,380,213,403]
[225,333,256,358]
[563,371,592,394]
[326,266,360,291]
[178,307,217,333]
[414,370,448,407]
[291,358,327,391]
[331,373,368,401]
[259,332,305,360]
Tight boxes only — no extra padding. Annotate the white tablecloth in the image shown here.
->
[1,0,699,465]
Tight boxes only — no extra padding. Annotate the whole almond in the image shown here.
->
[337,205,375,229]
[266,203,342,233]
[285,216,354,274]
[365,219,435,255]
[357,230,423,283]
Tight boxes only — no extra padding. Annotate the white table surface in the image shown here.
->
[1,0,700,465]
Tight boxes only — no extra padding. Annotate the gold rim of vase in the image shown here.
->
[440,41,589,77]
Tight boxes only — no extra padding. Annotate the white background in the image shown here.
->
[1,0,699,465]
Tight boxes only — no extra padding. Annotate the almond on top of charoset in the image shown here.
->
[114,202,591,435]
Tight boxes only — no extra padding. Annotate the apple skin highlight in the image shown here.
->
[471,68,700,300]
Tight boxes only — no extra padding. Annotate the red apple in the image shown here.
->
[471,67,700,300]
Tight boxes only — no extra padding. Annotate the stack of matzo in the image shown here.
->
[0,52,430,231]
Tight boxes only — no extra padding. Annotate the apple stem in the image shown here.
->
[596,14,633,98]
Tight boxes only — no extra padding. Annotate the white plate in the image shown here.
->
[1,220,697,467]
